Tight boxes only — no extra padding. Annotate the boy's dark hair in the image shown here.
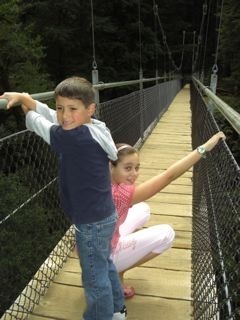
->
[54,76,96,107]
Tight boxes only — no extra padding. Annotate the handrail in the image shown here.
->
[0,91,55,110]
[0,76,167,110]
[94,76,165,90]
[192,76,240,135]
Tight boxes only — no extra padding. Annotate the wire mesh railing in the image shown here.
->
[190,81,240,320]
[0,79,182,320]
[97,79,181,147]
[0,131,75,319]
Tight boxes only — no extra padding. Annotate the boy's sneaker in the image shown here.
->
[113,305,127,320]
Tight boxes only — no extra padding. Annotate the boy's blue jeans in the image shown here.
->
[75,212,124,320]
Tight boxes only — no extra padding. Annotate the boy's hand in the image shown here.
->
[21,104,29,115]
[203,131,226,152]
[0,92,35,111]
[20,93,31,114]
[0,92,23,110]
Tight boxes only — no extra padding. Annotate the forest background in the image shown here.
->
[0,0,239,159]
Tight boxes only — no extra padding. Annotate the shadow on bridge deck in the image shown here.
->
[28,85,192,320]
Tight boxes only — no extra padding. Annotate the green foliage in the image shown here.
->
[0,0,52,92]
[0,107,25,138]
[213,95,240,165]
[219,0,240,95]
[19,0,202,83]
[0,172,66,316]
[19,0,93,83]
[0,0,53,137]
[12,61,53,93]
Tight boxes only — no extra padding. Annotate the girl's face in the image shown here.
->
[111,152,140,184]
[56,96,95,130]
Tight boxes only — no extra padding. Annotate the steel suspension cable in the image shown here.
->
[200,0,212,81]
[210,0,224,93]
[215,0,224,64]
[153,0,166,77]
[138,0,143,74]
[213,0,224,69]
[192,31,196,73]
[153,1,159,81]
[192,1,208,73]
[89,0,100,104]
[178,30,186,71]
[90,0,97,70]
[153,3,184,73]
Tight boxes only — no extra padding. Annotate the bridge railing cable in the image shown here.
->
[192,1,208,74]
[0,129,75,319]
[192,76,240,135]
[0,79,182,320]
[191,80,240,319]
[0,76,173,111]
[152,1,185,73]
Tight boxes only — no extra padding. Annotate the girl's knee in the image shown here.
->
[152,224,175,254]
[138,202,151,221]
[130,202,150,215]
[165,224,175,242]
[127,202,151,229]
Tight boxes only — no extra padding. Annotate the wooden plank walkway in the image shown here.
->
[28,85,193,320]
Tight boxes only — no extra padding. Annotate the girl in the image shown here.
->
[110,131,226,299]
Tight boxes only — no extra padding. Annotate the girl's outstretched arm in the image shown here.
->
[132,131,226,205]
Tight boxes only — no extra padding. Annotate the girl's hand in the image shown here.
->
[203,131,226,152]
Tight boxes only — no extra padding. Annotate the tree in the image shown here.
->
[0,172,68,316]
[0,0,53,138]
[0,0,52,92]
[219,0,240,95]
[20,0,93,84]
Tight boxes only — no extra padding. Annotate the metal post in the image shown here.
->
[209,64,218,112]
[192,31,196,74]
[155,69,159,85]
[139,68,144,139]
[92,67,99,105]
[210,64,218,94]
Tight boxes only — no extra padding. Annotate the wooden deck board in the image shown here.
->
[28,86,193,320]
[146,214,192,231]
[68,247,192,272]
[146,202,192,217]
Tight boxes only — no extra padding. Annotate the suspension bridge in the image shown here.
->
[0,77,239,320]
[1,1,240,319]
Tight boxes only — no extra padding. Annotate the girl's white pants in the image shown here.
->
[111,202,175,273]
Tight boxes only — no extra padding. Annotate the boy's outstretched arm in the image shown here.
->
[0,92,55,144]
[0,92,57,123]
[0,92,36,111]
[132,131,226,204]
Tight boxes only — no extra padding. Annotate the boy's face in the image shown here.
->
[56,96,95,130]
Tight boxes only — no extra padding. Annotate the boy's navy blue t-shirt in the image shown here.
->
[50,125,115,225]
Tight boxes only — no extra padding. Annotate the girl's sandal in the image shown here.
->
[123,285,135,299]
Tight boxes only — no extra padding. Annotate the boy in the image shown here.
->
[0,77,127,320]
